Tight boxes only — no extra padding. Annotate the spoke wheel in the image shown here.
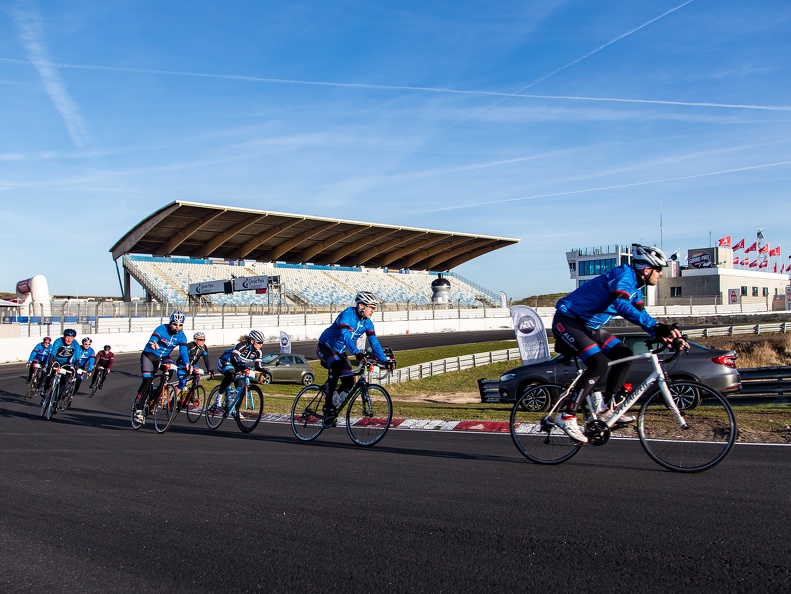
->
[40,380,55,418]
[346,385,392,446]
[290,385,325,442]
[205,386,228,430]
[186,385,206,423]
[153,385,178,434]
[89,370,103,398]
[130,395,144,430]
[235,385,264,433]
[45,383,59,420]
[638,382,737,473]
[510,384,582,464]
[26,371,41,399]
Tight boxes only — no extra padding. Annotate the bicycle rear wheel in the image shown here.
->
[153,385,178,433]
[186,385,206,423]
[510,384,583,464]
[638,382,737,473]
[235,385,264,433]
[205,386,228,430]
[346,385,392,446]
[290,385,325,441]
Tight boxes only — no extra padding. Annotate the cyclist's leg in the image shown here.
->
[316,343,352,412]
[135,353,157,414]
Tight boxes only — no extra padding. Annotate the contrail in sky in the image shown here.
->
[10,0,88,147]
[408,159,791,214]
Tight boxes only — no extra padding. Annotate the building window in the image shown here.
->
[670,287,682,297]
[763,287,769,297]
[579,258,617,276]
[568,262,576,272]
[741,286,748,296]
[752,287,759,297]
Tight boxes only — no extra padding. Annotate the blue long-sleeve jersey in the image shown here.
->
[555,264,658,334]
[318,307,387,361]
[47,337,79,366]
[74,345,96,371]
[28,342,52,364]
[143,324,189,363]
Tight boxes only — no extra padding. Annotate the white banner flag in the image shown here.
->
[510,306,550,365]
[500,291,508,308]
[279,331,291,353]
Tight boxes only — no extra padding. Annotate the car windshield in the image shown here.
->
[261,354,280,364]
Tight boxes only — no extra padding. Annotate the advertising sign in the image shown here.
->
[279,331,291,354]
[233,275,269,292]
[786,286,791,311]
[728,289,740,305]
[688,249,714,269]
[509,306,550,365]
[189,280,227,296]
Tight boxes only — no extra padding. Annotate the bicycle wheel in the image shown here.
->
[290,385,325,442]
[153,385,178,434]
[131,395,144,430]
[40,380,54,418]
[205,386,228,430]
[235,385,264,433]
[638,382,737,473]
[346,385,392,446]
[89,370,103,398]
[510,384,583,464]
[26,371,40,399]
[186,385,206,423]
[45,383,60,420]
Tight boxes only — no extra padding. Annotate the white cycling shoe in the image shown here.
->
[556,413,588,443]
[597,408,636,424]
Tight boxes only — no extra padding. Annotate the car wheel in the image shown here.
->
[262,372,272,385]
[302,374,314,386]
[668,380,702,411]
[517,382,552,412]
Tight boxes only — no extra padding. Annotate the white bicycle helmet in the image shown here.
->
[170,310,186,324]
[193,332,205,340]
[632,244,669,269]
[248,330,265,343]
[355,291,380,306]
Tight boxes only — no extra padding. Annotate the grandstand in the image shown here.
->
[112,201,519,309]
[124,255,500,308]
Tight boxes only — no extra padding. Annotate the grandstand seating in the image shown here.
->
[123,255,499,308]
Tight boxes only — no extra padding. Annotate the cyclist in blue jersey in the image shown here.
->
[72,337,96,395]
[26,336,52,383]
[551,244,686,443]
[133,311,191,425]
[42,329,79,398]
[316,291,394,423]
[215,330,264,397]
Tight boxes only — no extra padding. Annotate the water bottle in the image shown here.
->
[332,390,346,406]
[591,391,605,413]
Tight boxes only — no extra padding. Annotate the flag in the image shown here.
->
[740,257,749,266]
[510,306,551,365]
[769,245,781,256]
[774,263,778,273]
[718,236,731,247]
[733,238,745,250]
[759,243,769,254]
[749,260,758,268]
[759,260,768,269]
[745,242,757,253]
[733,257,739,265]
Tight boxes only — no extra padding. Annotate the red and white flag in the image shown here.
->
[759,260,768,268]
[774,263,778,273]
[745,242,757,253]
[732,238,745,250]
[718,236,731,247]
[733,257,739,265]
[759,243,770,254]
[749,260,758,268]
[740,257,750,266]
[769,245,781,256]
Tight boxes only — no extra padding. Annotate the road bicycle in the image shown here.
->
[174,367,209,423]
[205,368,264,433]
[509,338,738,473]
[89,366,109,398]
[40,363,79,420]
[290,359,394,446]
[25,360,47,400]
[131,360,179,433]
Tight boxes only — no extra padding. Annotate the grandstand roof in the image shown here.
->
[110,201,519,271]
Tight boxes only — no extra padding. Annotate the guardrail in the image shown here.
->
[738,366,791,395]
[376,348,521,386]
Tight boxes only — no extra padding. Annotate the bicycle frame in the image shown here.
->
[329,364,391,414]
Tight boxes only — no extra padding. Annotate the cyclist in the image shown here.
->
[26,336,52,383]
[214,331,265,401]
[72,337,96,395]
[89,345,114,391]
[316,291,393,423]
[42,329,79,399]
[176,332,214,399]
[133,311,191,426]
[551,243,687,443]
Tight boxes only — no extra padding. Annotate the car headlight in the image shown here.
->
[500,373,516,382]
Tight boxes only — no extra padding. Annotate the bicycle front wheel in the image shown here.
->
[153,385,178,434]
[205,386,227,430]
[45,383,60,420]
[638,382,737,473]
[89,370,103,398]
[26,372,40,399]
[235,385,264,433]
[186,385,206,423]
[510,384,583,464]
[346,385,392,446]
[290,385,325,442]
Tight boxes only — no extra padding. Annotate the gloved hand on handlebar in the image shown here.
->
[355,352,369,366]
[654,323,688,350]
[385,359,396,371]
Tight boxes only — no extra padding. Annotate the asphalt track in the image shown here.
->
[2,331,790,593]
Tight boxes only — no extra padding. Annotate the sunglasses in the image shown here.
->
[171,322,184,327]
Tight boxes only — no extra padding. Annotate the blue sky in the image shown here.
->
[2,0,791,300]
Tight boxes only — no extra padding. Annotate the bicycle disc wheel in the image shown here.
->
[152,385,177,433]
[510,384,583,464]
[290,385,325,442]
[235,385,264,433]
[638,382,737,473]
[186,385,206,423]
[346,385,392,446]
[205,386,227,430]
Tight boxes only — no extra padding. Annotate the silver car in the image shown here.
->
[491,335,740,412]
